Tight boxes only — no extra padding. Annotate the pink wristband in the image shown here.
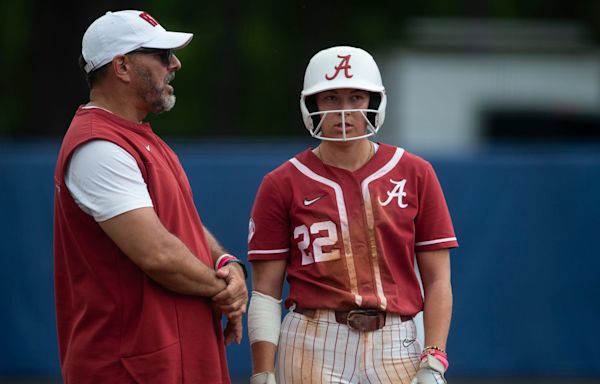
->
[421,349,449,371]
[215,254,237,270]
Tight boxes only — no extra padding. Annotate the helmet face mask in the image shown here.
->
[300,46,387,141]
[309,108,380,142]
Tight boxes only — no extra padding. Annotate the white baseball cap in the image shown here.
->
[82,10,193,73]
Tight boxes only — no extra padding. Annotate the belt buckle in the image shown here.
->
[346,309,384,330]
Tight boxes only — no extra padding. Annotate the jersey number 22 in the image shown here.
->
[294,220,340,266]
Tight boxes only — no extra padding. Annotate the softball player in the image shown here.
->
[247,46,457,383]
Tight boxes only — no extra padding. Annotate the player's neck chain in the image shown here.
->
[316,141,374,169]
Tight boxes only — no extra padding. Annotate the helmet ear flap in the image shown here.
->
[367,92,381,126]
[305,95,320,129]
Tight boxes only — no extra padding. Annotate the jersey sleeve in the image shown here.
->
[65,140,153,222]
[414,162,458,252]
[247,173,291,261]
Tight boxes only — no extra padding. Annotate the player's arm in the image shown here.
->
[99,207,226,296]
[247,173,289,382]
[416,248,452,350]
[414,162,456,350]
[412,248,452,384]
[249,259,287,376]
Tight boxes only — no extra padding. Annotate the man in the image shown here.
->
[247,46,456,383]
[54,10,247,383]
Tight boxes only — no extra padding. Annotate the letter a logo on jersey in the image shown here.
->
[379,179,408,208]
[325,55,354,80]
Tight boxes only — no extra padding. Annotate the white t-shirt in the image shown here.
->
[65,140,153,222]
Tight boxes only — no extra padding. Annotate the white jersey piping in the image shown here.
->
[360,147,405,310]
[289,157,363,306]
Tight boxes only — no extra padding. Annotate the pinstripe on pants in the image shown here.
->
[276,310,421,384]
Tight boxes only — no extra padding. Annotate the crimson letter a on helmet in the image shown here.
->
[325,55,353,80]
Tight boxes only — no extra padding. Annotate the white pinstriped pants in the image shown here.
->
[275,310,421,384]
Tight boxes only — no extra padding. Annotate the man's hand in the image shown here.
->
[213,264,248,319]
[223,314,243,345]
[411,354,447,384]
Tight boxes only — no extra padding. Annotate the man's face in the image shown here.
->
[129,49,181,114]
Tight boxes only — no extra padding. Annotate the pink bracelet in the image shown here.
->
[215,254,237,270]
[421,349,449,371]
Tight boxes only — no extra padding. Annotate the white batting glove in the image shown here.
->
[250,372,276,384]
[411,354,447,384]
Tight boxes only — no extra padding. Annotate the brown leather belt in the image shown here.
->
[293,307,412,332]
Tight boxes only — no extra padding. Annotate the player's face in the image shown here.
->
[129,49,181,114]
[315,89,370,139]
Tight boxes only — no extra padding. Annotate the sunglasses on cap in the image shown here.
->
[127,48,173,67]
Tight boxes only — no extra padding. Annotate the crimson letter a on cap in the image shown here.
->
[139,12,159,26]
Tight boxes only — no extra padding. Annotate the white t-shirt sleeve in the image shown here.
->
[65,140,154,222]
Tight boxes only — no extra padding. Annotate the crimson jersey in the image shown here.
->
[248,143,458,315]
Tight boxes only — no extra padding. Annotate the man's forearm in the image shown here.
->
[140,230,227,296]
[98,208,227,297]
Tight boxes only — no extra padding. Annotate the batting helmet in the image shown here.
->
[300,46,387,141]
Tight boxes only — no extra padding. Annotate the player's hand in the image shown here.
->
[411,354,447,384]
[250,371,276,384]
[212,265,248,318]
[223,314,243,345]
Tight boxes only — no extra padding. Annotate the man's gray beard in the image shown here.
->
[134,65,176,115]
[156,95,175,113]
[155,95,176,114]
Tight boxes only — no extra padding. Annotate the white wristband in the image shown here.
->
[248,291,282,345]
[250,372,276,384]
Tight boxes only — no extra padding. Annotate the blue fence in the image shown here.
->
[1,139,599,379]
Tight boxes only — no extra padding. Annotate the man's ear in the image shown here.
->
[111,55,132,82]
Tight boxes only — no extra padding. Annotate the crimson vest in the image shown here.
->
[54,107,230,383]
